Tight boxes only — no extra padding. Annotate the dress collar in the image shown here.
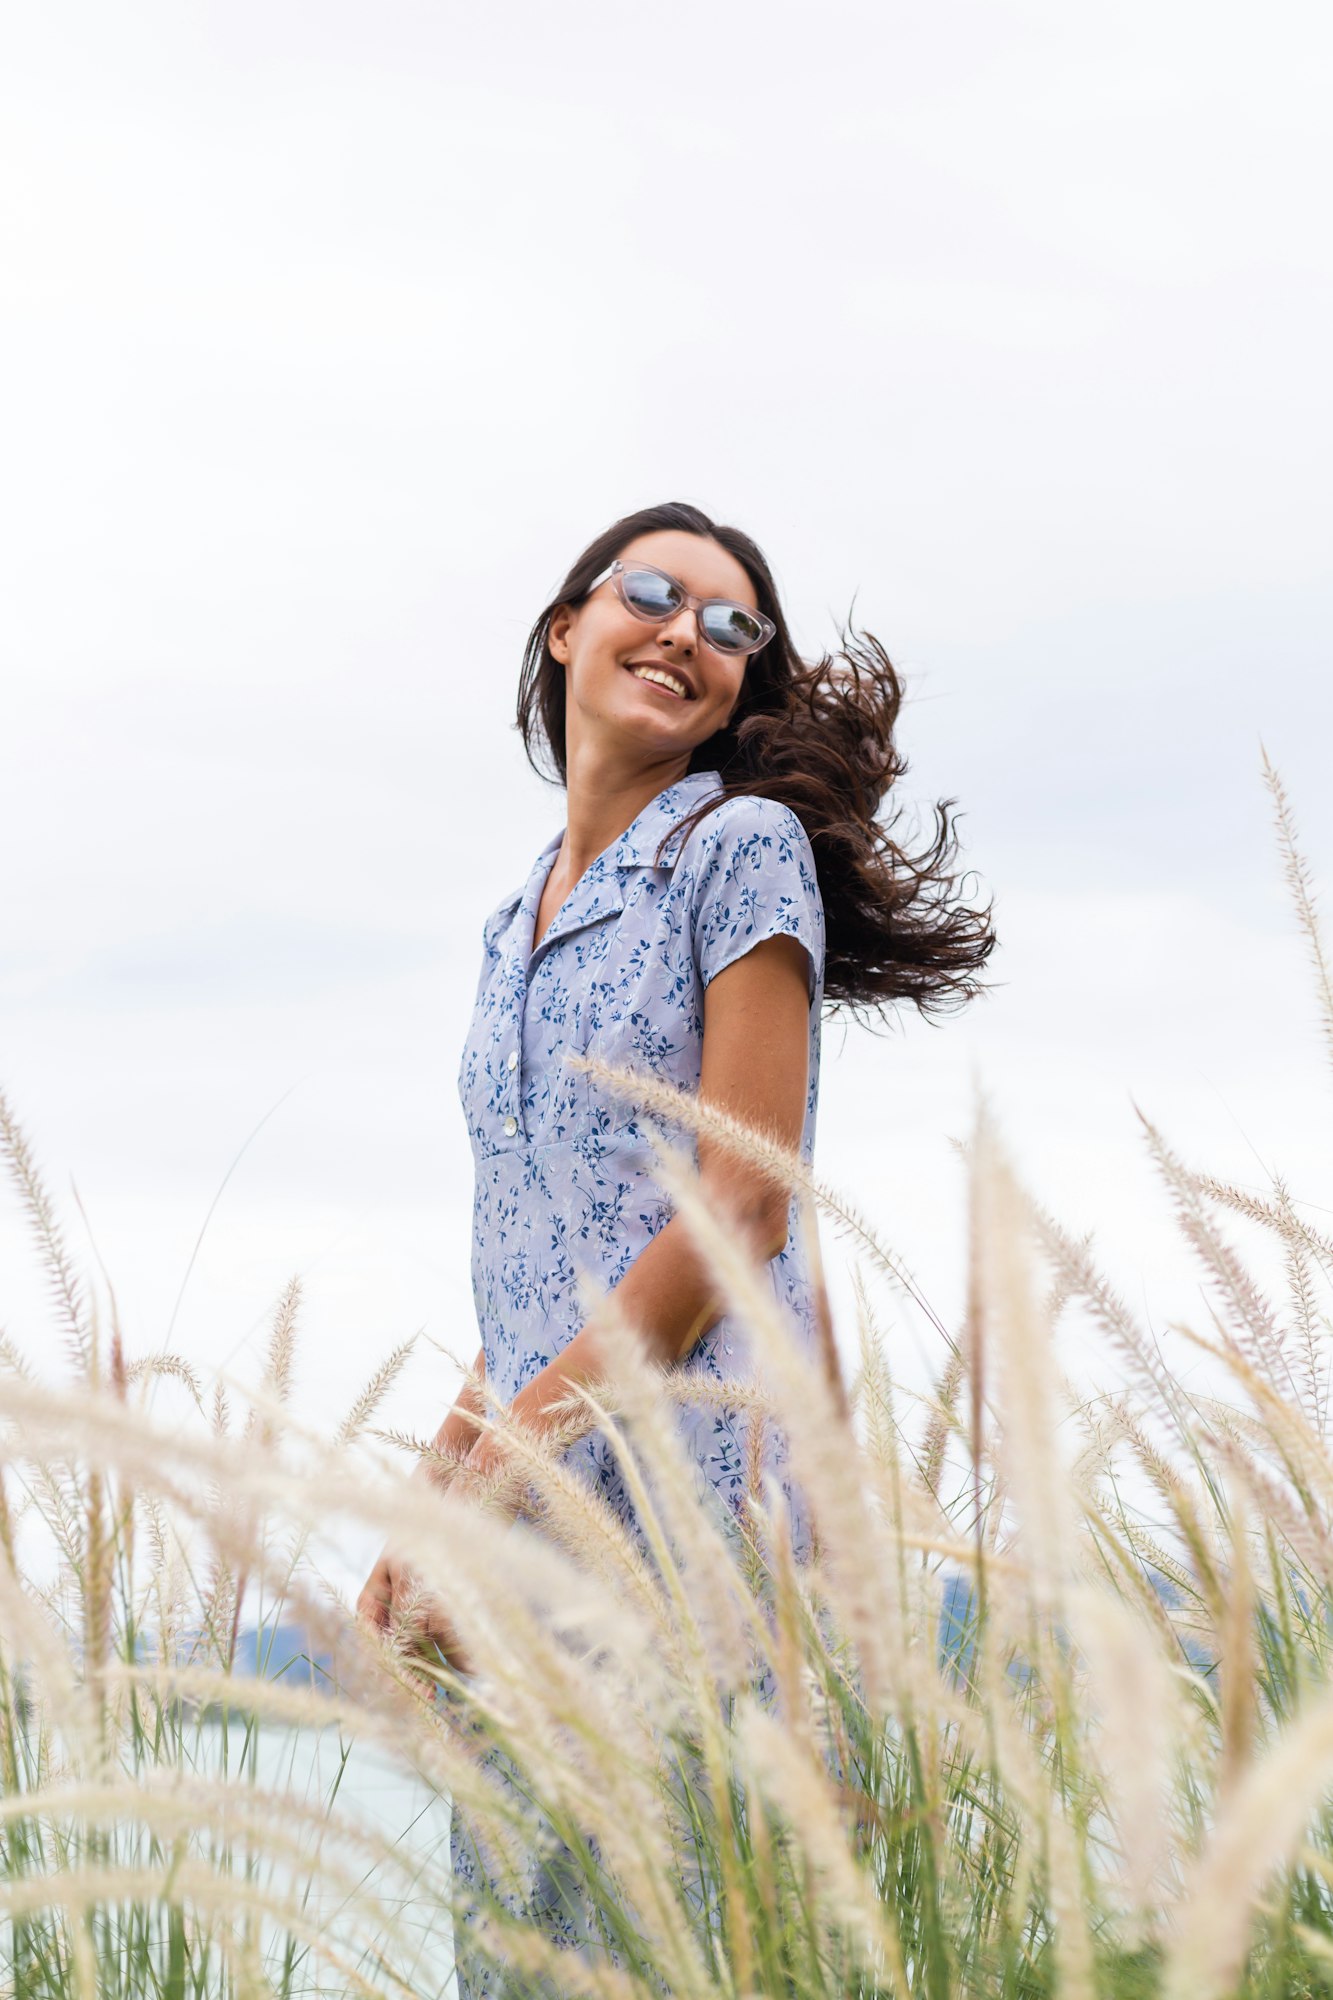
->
[498,769,725,977]
[607,767,724,870]
[497,768,724,917]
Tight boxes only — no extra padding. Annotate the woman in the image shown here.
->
[358,500,995,1992]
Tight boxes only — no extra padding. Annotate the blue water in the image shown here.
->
[205,1716,456,1995]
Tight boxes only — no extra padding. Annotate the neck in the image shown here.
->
[556,744,696,884]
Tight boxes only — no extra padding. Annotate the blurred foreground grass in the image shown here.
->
[2,749,1333,1998]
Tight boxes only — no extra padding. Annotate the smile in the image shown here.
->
[625,662,693,701]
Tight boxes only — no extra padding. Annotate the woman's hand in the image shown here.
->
[355,1543,472,1674]
[352,1442,513,1670]
[456,1431,508,1490]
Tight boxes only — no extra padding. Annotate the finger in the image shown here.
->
[356,1589,390,1632]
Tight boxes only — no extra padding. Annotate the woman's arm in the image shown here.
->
[355,1346,486,1640]
[421,1345,488,1482]
[465,932,812,1484]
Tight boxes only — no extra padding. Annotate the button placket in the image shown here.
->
[498,1040,520,1136]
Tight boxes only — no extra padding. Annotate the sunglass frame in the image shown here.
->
[585,560,776,656]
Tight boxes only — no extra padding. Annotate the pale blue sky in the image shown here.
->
[3,0,1331,1592]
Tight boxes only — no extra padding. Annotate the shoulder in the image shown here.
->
[680,790,825,1000]
[680,791,820,885]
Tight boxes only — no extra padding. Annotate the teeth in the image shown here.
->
[630,665,689,699]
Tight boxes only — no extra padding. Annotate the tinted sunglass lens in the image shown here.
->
[621,568,682,620]
[702,604,764,653]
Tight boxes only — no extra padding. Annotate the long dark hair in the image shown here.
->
[516,501,996,1028]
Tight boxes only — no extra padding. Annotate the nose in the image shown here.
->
[657,606,698,656]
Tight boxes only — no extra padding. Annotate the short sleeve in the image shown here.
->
[689,794,825,1006]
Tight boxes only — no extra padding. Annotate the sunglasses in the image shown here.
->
[585,560,776,657]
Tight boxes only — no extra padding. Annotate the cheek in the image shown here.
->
[718,665,747,711]
[573,604,640,671]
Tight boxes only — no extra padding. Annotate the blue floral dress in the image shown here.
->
[449,766,826,1994]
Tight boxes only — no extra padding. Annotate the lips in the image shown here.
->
[624,659,696,701]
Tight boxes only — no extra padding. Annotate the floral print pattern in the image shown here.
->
[456,767,826,1519]
[449,768,826,1995]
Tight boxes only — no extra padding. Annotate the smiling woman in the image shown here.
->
[356,499,998,1998]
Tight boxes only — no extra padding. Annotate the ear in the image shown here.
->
[548,605,575,665]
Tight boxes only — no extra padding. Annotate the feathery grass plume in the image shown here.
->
[1140,1108,1300,1405]
[963,1125,1101,1991]
[1263,741,1333,1084]
[0,1084,92,1378]
[123,1351,206,1412]
[1089,1413,1227,1656]
[568,1045,954,1339]
[429,1500,654,1725]
[1196,1172,1298,1232]
[139,1488,189,1670]
[1205,1421,1333,1581]
[1160,1683,1333,2000]
[970,1100,1074,1615]
[381,1402,674,1654]
[550,1322,772,1986]
[1270,1181,1333,1301]
[0,1240,700,1992]
[0,1524,102,1766]
[850,1264,963,1527]
[1064,1416,1208,1664]
[969,1586,1100,2000]
[430,1502,717,1997]
[647,1130,909,1718]
[2,1384,576,1944]
[1028,1190,1189,1432]
[1207,1171,1333,1315]
[569,1291,765,1688]
[422,1360,716,1704]
[397,1470,677,1784]
[1272,1169,1331,1438]
[335,1332,419,1448]
[0,1329,38,1383]
[465,1919,675,2000]
[232,1279,307,1684]
[797,1182,851,1423]
[738,1697,910,1994]
[81,1448,114,1763]
[630,1144,968,1984]
[919,1343,965,1509]
[241,1275,300,1453]
[737,1373,770,1580]
[957,1111,994,1694]
[1072,1583,1181,1938]
[1080,1491,1198,1677]
[1041,1231,1091,1337]
[198,1376,235,1678]
[1173,1318,1333,1524]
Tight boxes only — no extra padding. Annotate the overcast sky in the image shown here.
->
[3,1,1331,1593]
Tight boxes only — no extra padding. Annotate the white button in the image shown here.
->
[503,1115,517,1137]
[507,1050,518,1070]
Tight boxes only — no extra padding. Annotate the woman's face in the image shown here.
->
[548,530,756,763]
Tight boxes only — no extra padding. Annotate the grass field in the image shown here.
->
[2,748,1332,1998]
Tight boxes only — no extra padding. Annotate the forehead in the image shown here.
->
[615,530,756,607]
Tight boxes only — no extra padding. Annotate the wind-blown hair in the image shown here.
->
[516,500,996,1028]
